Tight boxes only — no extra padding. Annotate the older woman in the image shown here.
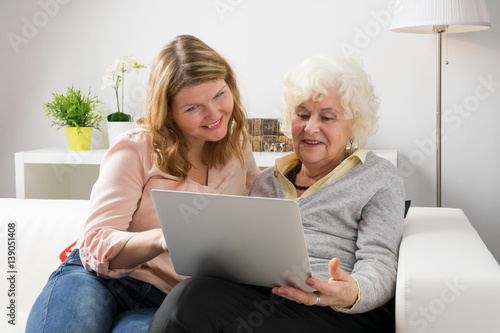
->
[149,55,405,332]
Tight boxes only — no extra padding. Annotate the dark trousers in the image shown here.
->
[149,277,394,333]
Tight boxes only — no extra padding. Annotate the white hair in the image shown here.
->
[279,54,379,148]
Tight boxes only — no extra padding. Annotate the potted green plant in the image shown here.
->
[101,55,146,147]
[44,85,106,150]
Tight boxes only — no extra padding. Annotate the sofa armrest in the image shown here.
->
[396,207,500,333]
[0,198,89,331]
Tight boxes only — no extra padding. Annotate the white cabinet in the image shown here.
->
[15,148,397,199]
[15,148,105,199]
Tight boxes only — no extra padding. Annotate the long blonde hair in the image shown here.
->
[137,35,248,183]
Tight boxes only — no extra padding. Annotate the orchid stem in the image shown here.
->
[114,77,120,114]
[121,65,125,114]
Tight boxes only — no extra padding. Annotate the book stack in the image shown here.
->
[247,118,292,152]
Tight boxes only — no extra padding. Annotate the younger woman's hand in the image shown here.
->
[109,228,168,270]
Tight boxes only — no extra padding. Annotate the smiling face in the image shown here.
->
[171,79,234,149]
[291,88,353,173]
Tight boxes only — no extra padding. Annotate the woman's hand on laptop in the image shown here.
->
[109,228,168,269]
[271,258,359,309]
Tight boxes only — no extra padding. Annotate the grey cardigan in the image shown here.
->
[249,151,405,314]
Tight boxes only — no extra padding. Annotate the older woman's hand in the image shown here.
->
[272,258,359,309]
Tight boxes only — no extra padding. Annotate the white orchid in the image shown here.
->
[108,56,135,75]
[121,55,139,73]
[102,55,146,120]
[101,74,115,90]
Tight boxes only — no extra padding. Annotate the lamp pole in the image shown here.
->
[390,0,491,208]
[435,26,446,208]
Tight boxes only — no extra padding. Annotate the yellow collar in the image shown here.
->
[274,149,367,200]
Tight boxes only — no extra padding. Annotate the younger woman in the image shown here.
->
[26,34,260,333]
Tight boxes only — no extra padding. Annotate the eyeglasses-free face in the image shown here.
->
[171,79,234,150]
[291,88,353,174]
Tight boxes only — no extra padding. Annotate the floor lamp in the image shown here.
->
[390,0,490,207]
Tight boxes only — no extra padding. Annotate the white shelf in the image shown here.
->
[370,150,398,168]
[15,148,103,200]
[252,152,289,168]
[254,150,398,168]
[18,147,107,165]
[14,148,397,199]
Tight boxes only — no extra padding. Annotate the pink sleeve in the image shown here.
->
[244,143,260,194]
[77,132,150,278]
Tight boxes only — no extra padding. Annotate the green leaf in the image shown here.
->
[44,85,107,131]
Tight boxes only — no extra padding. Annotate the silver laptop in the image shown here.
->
[151,189,314,292]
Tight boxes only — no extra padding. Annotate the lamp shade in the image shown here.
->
[390,0,491,34]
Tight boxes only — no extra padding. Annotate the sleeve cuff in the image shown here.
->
[79,247,140,279]
[332,277,361,312]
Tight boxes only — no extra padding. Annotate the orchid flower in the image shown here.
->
[102,55,146,119]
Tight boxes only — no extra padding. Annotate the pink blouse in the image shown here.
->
[77,128,260,294]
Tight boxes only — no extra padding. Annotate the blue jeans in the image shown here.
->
[26,250,166,333]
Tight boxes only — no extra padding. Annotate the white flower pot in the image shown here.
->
[107,121,136,148]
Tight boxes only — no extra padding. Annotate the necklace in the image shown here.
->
[286,161,310,191]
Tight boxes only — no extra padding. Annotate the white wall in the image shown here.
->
[1,0,499,262]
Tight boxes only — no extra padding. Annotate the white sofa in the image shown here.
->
[1,198,500,332]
